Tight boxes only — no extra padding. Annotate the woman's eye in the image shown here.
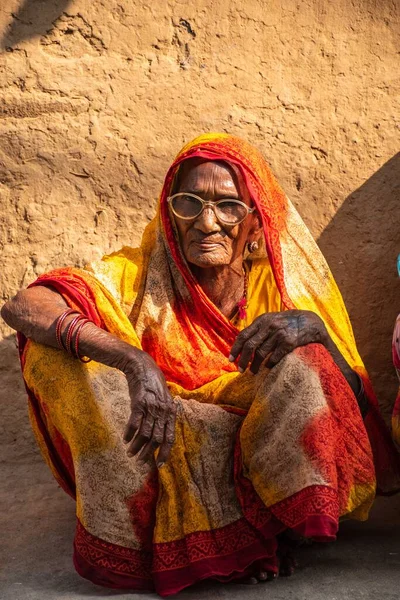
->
[219,201,242,213]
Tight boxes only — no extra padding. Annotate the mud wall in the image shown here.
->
[1,0,399,456]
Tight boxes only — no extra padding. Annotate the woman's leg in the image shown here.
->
[239,343,376,541]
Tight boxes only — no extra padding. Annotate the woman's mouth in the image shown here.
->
[191,240,222,251]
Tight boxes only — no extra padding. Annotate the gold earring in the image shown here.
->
[248,241,259,253]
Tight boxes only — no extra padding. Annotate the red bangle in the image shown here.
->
[55,309,92,363]
[65,315,86,355]
[73,319,92,363]
[55,309,78,350]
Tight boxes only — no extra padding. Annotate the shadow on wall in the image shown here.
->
[318,153,400,416]
[1,0,72,49]
[0,333,41,460]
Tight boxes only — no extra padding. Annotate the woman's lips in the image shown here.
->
[191,240,222,250]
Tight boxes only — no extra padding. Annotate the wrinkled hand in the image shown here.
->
[123,350,176,468]
[229,310,329,374]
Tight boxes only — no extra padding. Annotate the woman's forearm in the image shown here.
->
[1,286,141,372]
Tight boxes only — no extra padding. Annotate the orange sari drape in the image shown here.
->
[18,134,400,596]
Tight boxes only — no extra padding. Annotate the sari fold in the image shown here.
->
[18,134,400,596]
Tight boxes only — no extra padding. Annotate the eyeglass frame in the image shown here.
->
[167,192,256,226]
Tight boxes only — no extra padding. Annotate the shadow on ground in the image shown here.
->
[318,153,400,417]
[1,0,72,49]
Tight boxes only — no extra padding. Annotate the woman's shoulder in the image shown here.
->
[101,245,142,261]
[87,246,143,272]
[84,246,144,309]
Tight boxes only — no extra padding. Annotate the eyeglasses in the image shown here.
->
[167,193,255,226]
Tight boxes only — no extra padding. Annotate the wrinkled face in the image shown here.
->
[172,160,261,268]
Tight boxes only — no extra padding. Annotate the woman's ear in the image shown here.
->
[248,212,263,242]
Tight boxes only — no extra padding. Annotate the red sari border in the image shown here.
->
[73,480,339,597]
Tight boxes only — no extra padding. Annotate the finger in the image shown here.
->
[137,418,166,464]
[266,344,291,368]
[237,332,267,372]
[123,409,144,444]
[136,437,158,464]
[127,411,155,457]
[249,332,280,374]
[229,321,260,362]
[157,410,176,466]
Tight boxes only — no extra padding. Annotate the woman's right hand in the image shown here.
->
[122,350,177,468]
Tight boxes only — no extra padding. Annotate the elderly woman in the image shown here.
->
[2,134,399,596]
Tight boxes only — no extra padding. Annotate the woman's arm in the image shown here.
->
[1,286,176,466]
[2,286,139,370]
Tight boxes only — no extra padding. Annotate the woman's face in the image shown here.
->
[172,160,261,268]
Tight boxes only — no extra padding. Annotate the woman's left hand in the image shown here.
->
[229,310,329,374]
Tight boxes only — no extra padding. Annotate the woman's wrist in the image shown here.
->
[77,321,141,372]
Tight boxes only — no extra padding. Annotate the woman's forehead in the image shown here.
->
[177,159,246,195]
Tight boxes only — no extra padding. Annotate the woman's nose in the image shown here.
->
[193,206,221,233]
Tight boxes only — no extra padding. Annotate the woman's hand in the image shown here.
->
[122,350,177,468]
[229,310,329,374]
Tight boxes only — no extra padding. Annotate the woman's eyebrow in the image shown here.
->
[180,187,240,199]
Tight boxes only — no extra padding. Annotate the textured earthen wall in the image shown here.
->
[1,0,399,457]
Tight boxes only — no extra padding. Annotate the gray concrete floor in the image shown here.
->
[1,456,400,600]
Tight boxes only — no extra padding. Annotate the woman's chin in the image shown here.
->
[186,251,229,268]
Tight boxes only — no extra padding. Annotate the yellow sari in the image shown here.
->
[19,134,400,596]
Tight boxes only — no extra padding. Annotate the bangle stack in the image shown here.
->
[55,309,92,363]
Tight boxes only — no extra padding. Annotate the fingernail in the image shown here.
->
[228,354,234,362]
[238,367,244,373]
[123,439,129,445]
[127,451,134,457]
[157,462,165,469]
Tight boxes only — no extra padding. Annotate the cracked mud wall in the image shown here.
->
[0,0,399,457]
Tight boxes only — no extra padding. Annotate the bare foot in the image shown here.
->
[243,570,278,585]
[237,529,306,584]
[279,551,297,577]
[277,530,304,577]
[237,560,278,584]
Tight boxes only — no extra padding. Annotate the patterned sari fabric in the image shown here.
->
[19,134,400,596]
